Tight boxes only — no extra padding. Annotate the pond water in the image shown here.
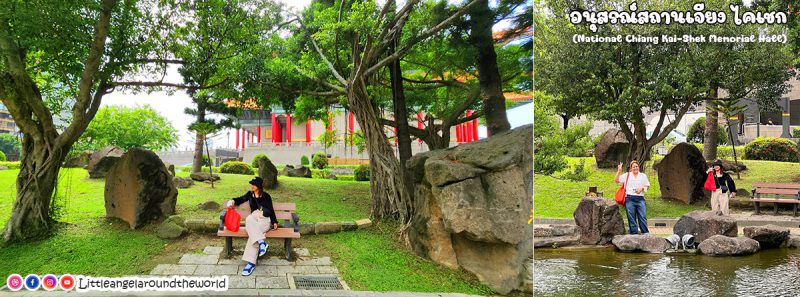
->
[534,247,800,297]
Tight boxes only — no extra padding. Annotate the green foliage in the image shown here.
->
[0,161,20,170]
[251,153,270,168]
[561,122,594,157]
[351,130,367,154]
[0,134,21,159]
[354,164,370,181]
[312,152,329,169]
[300,155,310,166]
[78,105,178,151]
[687,117,728,145]
[317,129,338,150]
[202,155,211,167]
[0,150,5,162]
[558,159,590,181]
[219,161,254,175]
[794,127,800,138]
[692,144,740,160]
[744,138,800,162]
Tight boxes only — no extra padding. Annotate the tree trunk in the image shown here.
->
[561,114,570,130]
[389,34,412,164]
[3,136,64,242]
[192,131,205,173]
[703,89,719,161]
[349,77,413,224]
[469,0,510,136]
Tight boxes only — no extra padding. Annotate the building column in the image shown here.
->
[287,114,292,145]
[306,117,311,145]
[241,129,246,150]
[327,112,333,132]
[782,98,792,138]
[257,124,261,144]
[417,112,423,143]
[235,128,240,150]
[470,110,479,141]
[348,112,355,145]
[456,125,462,143]
[271,113,277,144]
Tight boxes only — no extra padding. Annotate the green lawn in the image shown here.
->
[534,157,800,218]
[0,167,487,294]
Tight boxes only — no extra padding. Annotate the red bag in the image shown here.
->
[224,207,241,232]
[614,173,630,205]
[704,172,717,191]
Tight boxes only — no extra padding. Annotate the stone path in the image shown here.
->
[149,246,347,290]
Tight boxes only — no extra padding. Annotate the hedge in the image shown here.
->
[220,161,255,175]
[312,152,328,169]
[744,137,800,162]
[354,164,370,181]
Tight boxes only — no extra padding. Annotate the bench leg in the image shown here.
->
[775,203,779,215]
[284,238,292,261]
[225,237,233,259]
[794,204,798,217]
[755,202,760,214]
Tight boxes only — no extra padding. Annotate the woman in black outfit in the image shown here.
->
[706,160,737,216]
[223,177,278,276]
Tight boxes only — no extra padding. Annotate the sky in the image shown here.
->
[101,0,530,151]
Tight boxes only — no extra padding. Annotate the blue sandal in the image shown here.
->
[258,240,268,257]
[242,262,256,276]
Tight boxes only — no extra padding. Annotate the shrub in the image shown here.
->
[202,154,211,167]
[0,150,6,162]
[686,117,727,145]
[794,127,800,138]
[0,161,21,170]
[354,164,370,181]
[744,137,800,162]
[692,143,742,160]
[561,122,594,157]
[251,153,270,168]
[312,152,328,169]
[300,155,310,165]
[558,159,590,181]
[220,161,255,175]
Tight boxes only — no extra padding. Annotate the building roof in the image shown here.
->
[224,98,260,110]
[505,92,532,102]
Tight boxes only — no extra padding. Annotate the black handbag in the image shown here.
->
[713,174,728,192]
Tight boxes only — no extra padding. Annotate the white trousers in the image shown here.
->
[711,189,730,216]
[242,209,271,263]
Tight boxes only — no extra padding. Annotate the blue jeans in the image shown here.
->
[625,195,649,234]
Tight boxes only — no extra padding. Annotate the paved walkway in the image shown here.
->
[149,246,344,290]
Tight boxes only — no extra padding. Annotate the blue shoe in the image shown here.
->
[242,262,255,276]
[258,240,268,257]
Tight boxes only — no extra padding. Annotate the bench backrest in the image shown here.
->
[753,183,800,190]
[227,202,298,226]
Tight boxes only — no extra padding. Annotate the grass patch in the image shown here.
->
[298,221,492,294]
[534,157,800,218]
[0,166,485,294]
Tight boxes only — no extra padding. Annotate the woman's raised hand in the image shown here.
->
[617,163,623,172]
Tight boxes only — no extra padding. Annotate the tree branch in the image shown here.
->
[111,78,228,90]
[365,0,480,76]
[309,34,349,85]
[293,65,345,92]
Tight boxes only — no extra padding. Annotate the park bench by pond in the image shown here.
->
[217,202,301,260]
[751,183,800,216]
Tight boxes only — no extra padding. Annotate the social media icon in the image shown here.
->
[59,274,76,291]
[6,274,23,291]
[41,274,58,291]
[24,274,40,291]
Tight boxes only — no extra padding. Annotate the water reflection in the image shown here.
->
[535,248,800,297]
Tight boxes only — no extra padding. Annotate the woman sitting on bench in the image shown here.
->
[224,176,279,276]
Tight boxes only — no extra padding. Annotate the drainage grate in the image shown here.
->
[293,276,343,290]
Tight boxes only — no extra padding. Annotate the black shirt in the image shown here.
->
[232,191,278,224]
[712,172,737,194]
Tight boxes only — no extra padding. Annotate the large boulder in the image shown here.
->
[673,211,738,242]
[172,176,193,189]
[87,146,124,178]
[189,172,220,182]
[282,165,312,178]
[706,159,747,173]
[257,158,279,189]
[612,234,671,253]
[534,235,578,248]
[165,163,176,176]
[157,216,187,239]
[64,150,93,168]
[405,125,532,295]
[594,129,630,168]
[698,235,760,256]
[744,225,790,249]
[653,143,708,204]
[573,196,626,245]
[104,148,178,229]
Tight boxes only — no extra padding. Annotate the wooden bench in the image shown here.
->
[217,202,300,260]
[751,183,800,216]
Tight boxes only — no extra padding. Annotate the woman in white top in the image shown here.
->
[615,160,651,234]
